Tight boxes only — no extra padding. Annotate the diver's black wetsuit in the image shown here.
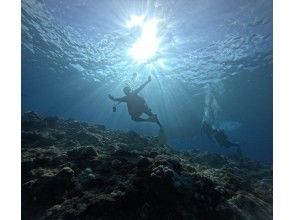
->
[201,121,239,148]
[114,93,153,120]
[212,130,239,148]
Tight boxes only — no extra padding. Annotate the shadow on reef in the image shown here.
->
[21,111,272,220]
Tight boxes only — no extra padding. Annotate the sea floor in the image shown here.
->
[21,112,272,220]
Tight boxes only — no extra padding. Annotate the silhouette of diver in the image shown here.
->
[201,121,239,148]
[108,76,162,127]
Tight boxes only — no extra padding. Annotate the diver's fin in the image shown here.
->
[157,126,166,146]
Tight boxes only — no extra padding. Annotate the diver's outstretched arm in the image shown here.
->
[133,76,151,94]
[108,94,127,102]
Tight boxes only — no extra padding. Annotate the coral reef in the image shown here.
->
[22,112,272,220]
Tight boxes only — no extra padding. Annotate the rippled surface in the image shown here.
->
[22,0,272,161]
[22,0,272,86]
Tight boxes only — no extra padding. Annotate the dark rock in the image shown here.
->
[149,151,158,158]
[64,140,80,148]
[112,149,138,157]
[137,157,151,168]
[196,152,228,168]
[139,202,151,220]
[154,155,171,167]
[22,131,56,147]
[87,124,105,133]
[44,116,59,128]
[111,159,122,168]
[51,154,68,166]
[67,146,98,160]
[115,142,129,150]
[55,167,75,186]
[227,192,272,220]
[22,111,45,130]
[78,168,96,187]
[110,190,125,199]
[51,130,66,140]
[22,168,75,209]
[66,121,82,131]
[74,129,103,146]
[77,194,119,219]
[95,124,106,130]
[150,165,175,180]
[167,158,182,171]
[127,130,140,138]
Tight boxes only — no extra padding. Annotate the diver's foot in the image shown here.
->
[153,115,162,127]
[156,120,162,127]
[148,114,162,127]
[148,114,157,122]
[151,114,160,122]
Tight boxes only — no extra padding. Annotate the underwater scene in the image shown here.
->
[21,0,273,219]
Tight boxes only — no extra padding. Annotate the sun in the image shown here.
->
[127,16,161,63]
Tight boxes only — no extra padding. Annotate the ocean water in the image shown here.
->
[21,0,272,162]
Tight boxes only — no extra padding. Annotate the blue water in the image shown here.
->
[22,0,272,162]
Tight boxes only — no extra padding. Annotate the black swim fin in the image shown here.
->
[158,126,166,146]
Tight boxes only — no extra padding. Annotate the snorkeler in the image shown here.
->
[201,121,239,148]
[108,76,162,127]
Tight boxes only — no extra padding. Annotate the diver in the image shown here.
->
[201,121,240,148]
[108,76,162,127]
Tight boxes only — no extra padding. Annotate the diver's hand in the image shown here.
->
[108,94,114,100]
[148,76,151,82]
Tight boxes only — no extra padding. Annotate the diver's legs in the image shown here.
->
[143,108,162,127]
[131,115,161,126]
[144,108,154,117]
[131,115,150,122]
